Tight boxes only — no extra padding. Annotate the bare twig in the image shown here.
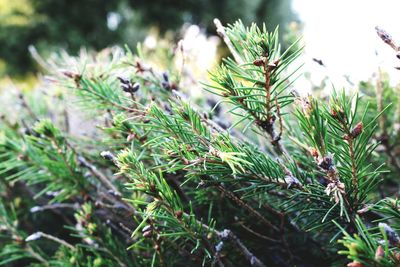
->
[214,18,244,65]
[26,231,75,250]
[218,229,267,267]
[30,203,79,213]
[78,156,119,192]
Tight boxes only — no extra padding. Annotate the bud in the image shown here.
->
[62,71,81,81]
[347,261,363,267]
[310,148,319,158]
[318,154,334,170]
[143,230,153,238]
[149,184,157,193]
[117,76,130,84]
[131,83,140,92]
[375,245,384,261]
[175,210,183,219]
[161,81,171,90]
[100,151,115,161]
[118,76,140,93]
[330,107,345,120]
[142,225,153,238]
[126,132,136,142]
[342,134,351,141]
[162,72,169,82]
[351,122,363,138]
[253,58,265,66]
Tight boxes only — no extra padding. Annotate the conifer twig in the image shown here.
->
[218,229,267,267]
[26,232,76,250]
[214,18,244,65]
[77,156,118,193]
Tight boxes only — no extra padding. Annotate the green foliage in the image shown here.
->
[0,0,296,76]
[0,19,399,267]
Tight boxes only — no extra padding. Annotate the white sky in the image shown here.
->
[292,0,400,91]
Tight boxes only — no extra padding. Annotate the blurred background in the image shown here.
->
[1,0,400,91]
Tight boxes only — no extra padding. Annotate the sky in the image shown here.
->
[292,0,400,92]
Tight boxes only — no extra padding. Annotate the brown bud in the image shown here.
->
[149,184,157,193]
[143,230,153,238]
[310,148,319,158]
[330,107,345,121]
[342,134,351,141]
[62,71,81,80]
[17,154,27,161]
[330,109,338,118]
[126,133,135,142]
[182,158,190,165]
[347,261,363,267]
[375,245,384,261]
[253,58,265,66]
[175,210,183,219]
[351,122,363,138]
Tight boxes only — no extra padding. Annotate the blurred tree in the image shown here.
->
[0,0,295,76]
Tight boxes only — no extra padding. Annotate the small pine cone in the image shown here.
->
[351,122,363,138]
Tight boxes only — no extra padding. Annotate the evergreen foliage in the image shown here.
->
[0,20,399,267]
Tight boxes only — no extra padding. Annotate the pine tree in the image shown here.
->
[0,20,399,267]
